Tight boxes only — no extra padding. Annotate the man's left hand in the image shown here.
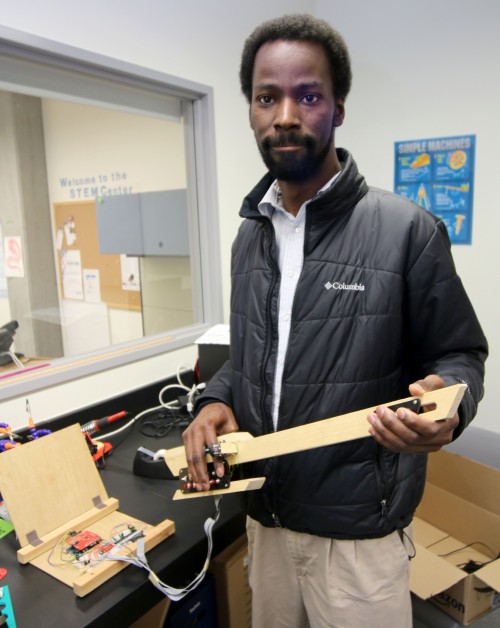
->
[367,375,459,453]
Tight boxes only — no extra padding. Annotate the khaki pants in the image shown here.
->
[246,517,412,628]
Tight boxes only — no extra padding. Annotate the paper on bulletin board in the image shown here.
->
[394,135,475,244]
[120,255,140,291]
[4,236,25,278]
[61,249,84,300]
[64,215,77,246]
[83,268,101,303]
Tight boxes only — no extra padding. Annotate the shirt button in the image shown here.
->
[283,314,290,321]
[295,227,302,234]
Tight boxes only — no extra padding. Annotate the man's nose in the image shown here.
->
[274,98,300,129]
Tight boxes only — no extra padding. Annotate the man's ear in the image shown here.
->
[333,99,345,127]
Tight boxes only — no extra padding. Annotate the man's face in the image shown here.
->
[249,39,343,183]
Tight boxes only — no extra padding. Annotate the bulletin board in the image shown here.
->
[53,200,141,311]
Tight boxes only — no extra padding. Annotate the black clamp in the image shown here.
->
[388,398,422,413]
[205,442,223,457]
[179,459,231,494]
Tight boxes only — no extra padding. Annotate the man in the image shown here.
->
[183,13,487,628]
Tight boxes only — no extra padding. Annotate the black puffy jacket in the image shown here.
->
[198,148,487,539]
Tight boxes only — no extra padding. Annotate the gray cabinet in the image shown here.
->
[96,189,189,256]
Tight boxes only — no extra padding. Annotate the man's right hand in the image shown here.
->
[182,402,239,491]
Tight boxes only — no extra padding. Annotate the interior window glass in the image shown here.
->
[0,29,222,399]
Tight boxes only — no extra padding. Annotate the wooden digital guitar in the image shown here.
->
[159,384,466,500]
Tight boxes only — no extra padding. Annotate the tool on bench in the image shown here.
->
[0,585,16,627]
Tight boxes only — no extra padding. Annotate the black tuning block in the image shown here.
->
[179,459,231,493]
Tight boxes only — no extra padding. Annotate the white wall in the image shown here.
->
[316,0,499,432]
[0,0,313,427]
[0,0,496,434]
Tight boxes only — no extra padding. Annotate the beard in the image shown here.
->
[257,127,334,182]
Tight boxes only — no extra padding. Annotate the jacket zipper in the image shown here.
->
[373,442,389,519]
[271,513,282,528]
[259,219,285,525]
[259,218,279,434]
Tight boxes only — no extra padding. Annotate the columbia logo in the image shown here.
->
[324,281,365,291]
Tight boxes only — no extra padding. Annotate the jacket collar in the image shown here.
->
[239,148,369,222]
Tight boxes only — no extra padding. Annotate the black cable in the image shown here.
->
[400,527,416,560]
[138,408,190,438]
[438,541,497,559]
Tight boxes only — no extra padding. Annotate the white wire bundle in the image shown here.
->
[98,495,222,601]
[93,364,205,442]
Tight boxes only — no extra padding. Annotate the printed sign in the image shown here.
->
[4,236,25,277]
[394,135,475,244]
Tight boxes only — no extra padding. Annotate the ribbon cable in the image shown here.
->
[103,495,222,601]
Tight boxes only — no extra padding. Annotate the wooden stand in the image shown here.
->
[0,424,175,596]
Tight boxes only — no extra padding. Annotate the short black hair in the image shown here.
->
[239,13,352,103]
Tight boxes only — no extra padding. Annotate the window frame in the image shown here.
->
[0,25,223,401]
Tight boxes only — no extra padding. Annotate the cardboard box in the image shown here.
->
[129,598,170,628]
[209,534,252,628]
[411,450,500,625]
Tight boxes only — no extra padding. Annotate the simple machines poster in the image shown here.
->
[394,135,475,244]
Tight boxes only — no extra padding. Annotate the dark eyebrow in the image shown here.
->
[253,81,279,92]
[253,80,325,92]
[296,81,324,90]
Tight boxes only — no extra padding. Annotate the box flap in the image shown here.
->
[476,560,500,594]
[416,483,500,551]
[427,450,500,516]
[413,516,449,547]
[410,543,467,599]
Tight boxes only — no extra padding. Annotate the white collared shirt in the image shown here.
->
[258,173,340,429]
